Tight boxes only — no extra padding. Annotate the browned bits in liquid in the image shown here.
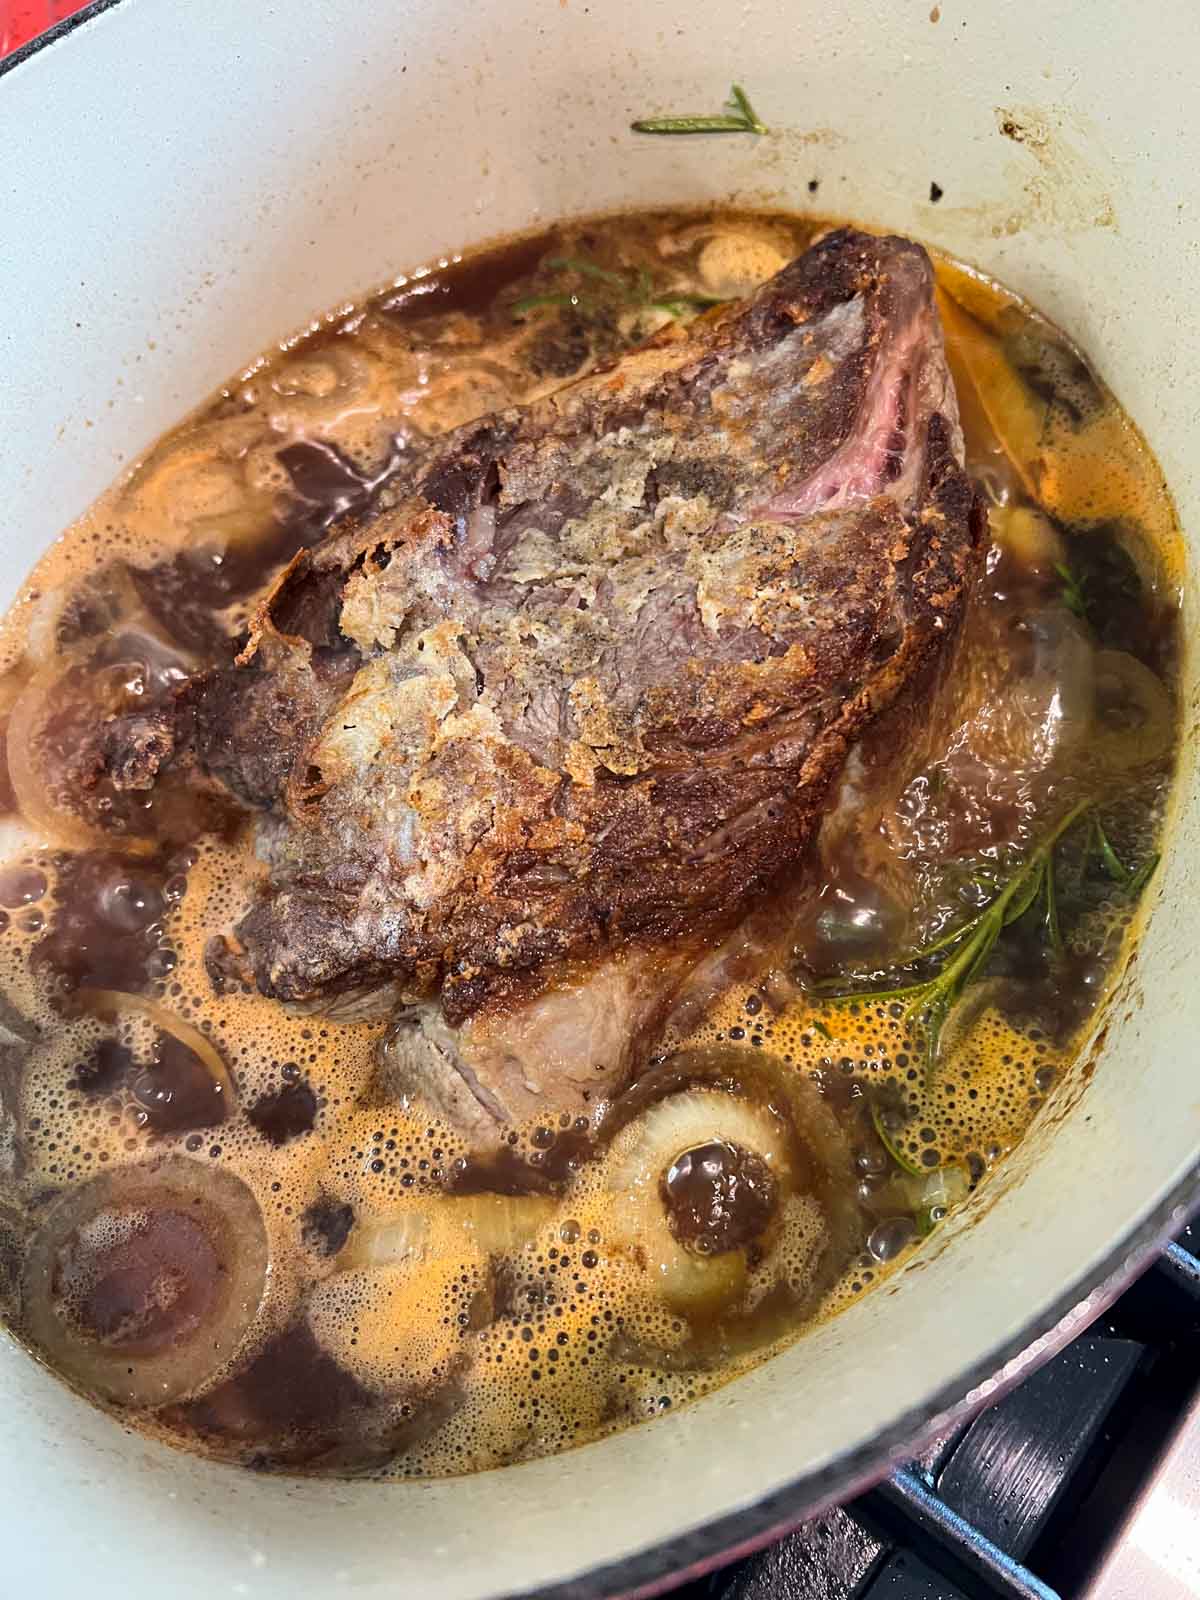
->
[661,1140,778,1256]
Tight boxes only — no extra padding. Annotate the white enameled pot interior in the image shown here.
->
[1,2,1197,1596]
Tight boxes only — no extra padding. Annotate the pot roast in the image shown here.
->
[94,228,986,1144]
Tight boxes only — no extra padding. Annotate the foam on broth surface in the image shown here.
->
[0,210,1180,1476]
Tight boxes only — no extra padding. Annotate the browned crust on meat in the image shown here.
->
[437,426,984,1023]
[197,231,988,1023]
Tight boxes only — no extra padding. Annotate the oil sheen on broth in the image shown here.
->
[0,211,1179,1477]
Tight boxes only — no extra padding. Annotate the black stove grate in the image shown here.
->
[678,1219,1200,1600]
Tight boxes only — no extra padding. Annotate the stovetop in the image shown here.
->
[677,1218,1200,1600]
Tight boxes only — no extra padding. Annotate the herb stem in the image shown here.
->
[816,799,1091,1076]
[544,256,628,288]
[631,114,753,134]
[1044,851,1063,956]
[510,291,578,315]
[870,1101,925,1177]
[512,257,727,325]
[632,82,767,136]
[729,84,768,135]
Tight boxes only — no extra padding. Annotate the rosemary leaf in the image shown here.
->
[809,1017,833,1042]
[870,1101,925,1177]
[902,911,980,963]
[631,113,750,135]
[1055,561,1089,620]
[631,82,767,136]
[813,975,933,1007]
[1094,818,1132,884]
[1044,851,1063,956]
[646,292,726,316]
[544,256,628,288]
[812,799,1092,1078]
[1002,856,1045,928]
[514,257,727,325]
[1125,851,1161,897]
[919,991,953,1077]
[510,291,579,316]
[957,921,1002,991]
[728,83,768,135]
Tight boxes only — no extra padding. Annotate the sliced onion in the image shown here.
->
[5,669,115,851]
[452,1194,556,1254]
[22,1157,268,1408]
[186,496,278,549]
[921,1164,970,1209]
[992,504,1066,578]
[337,1210,432,1272]
[121,417,264,534]
[910,1163,970,1224]
[936,288,1045,503]
[614,1092,792,1183]
[336,1195,555,1273]
[81,991,234,1105]
[613,1214,747,1314]
[1089,650,1174,773]
[607,1091,790,1313]
[265,345,374,433]
[598,1053,862,1354]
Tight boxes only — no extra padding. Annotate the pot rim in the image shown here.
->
[3,8,1199,1599]
[509,1168,1200,1600]
[0,0,122,76]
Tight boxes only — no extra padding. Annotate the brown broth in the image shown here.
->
[0,209,1181,1478]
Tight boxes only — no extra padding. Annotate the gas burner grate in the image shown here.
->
[680,1221,1200,1600]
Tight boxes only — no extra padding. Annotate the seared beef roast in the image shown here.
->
[110,229,986,1141]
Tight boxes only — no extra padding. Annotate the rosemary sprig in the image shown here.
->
[545,256,627,288]
[817,800,1092,1076]
[1089,817,1160,898]
[509,290,577,314]
[1043,847,1063,956]
[1055,561,1089,620]
[631,82,767,136]
[512,257,723,321]
[729,83,768,133]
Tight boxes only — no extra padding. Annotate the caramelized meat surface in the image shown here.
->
[104,229,985,1136]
